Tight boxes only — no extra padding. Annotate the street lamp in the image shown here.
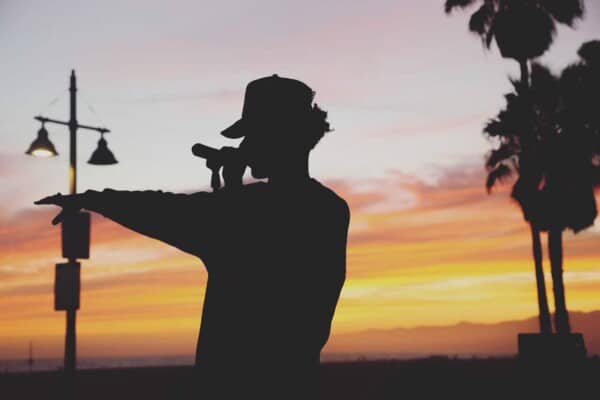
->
[26,69,117,373]
[88,133,118,165]
[25,123,59,157]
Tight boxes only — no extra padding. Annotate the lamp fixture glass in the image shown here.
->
[26,124,58,157]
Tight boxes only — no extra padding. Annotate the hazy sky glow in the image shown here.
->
[1,1,600,360]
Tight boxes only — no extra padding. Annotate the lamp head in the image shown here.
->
[88,134,117,165]
[26,124,58,157]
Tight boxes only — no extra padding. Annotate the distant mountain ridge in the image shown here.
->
[325,311,600,357]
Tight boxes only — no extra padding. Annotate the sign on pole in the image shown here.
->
[55,262,80,311]
[61,211,90,259]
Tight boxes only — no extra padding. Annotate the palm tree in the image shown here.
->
[560,40,600,164]
[542,138,597,334]
[544,40,600,334]
[444,0,585,85]
[484,64,559,334]
[445,0,585,335]
[486,48,600,336]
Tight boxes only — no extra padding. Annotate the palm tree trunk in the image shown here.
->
[520,58,552,334]
[519,58,530,87]
[549,228,571,334]
[531,224,552,333]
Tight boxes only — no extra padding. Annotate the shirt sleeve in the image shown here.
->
[81,188,219,258]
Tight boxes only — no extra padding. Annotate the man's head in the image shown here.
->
[221,75,331,179]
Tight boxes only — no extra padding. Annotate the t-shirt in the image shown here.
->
[85,178,350,396]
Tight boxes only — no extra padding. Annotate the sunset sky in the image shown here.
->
[1,0,600,361]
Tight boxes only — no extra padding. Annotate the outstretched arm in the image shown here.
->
[36,189,218,257]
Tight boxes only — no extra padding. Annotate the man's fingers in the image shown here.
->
[206,159,220,171]
[51,211,66,226]
[33,193,82,226]
[34,193,63,205]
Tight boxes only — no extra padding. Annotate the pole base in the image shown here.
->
[518,333,586,362]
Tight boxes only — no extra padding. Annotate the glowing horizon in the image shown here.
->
[2,169,600,359]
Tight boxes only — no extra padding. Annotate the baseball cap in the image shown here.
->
[221,74,315,138]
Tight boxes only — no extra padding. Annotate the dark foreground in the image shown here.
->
[2,358,599,399]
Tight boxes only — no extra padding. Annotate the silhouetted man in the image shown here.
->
[36,75,350,399]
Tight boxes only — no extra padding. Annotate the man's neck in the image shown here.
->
[268,157,311,186]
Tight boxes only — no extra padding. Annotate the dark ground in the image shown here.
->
[2,357,599,399]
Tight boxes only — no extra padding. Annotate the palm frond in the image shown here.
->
[469,3,493,38]
[531,63,561,93]
[577,40,600,66]
[505,90,518,103]
[486,143,516,169]
[540,0,585,26]
[444,0,478,14]
[485,30,494,48]
[530,63,558,92]
[483,118,503,138]
[530,62,555,80]
[529,63,561,113]
[492,5,556,60]
[486,163,512,193]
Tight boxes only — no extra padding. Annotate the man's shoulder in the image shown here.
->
[242,181,269,192]
[219,180,349,219]
[309,180,350,221]
[208,181,266,199]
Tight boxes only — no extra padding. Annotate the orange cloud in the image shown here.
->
[2,165,600,359]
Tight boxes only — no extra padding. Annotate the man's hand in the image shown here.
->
[35,193,84,225]
[221,147,246,188]
[205,147,246,190]
[35,192,81,207]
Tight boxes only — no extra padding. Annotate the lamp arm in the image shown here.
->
[34,116,109,134]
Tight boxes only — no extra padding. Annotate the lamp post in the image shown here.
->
[26,70,117,373]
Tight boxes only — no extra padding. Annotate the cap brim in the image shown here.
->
[220,118,247,139]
